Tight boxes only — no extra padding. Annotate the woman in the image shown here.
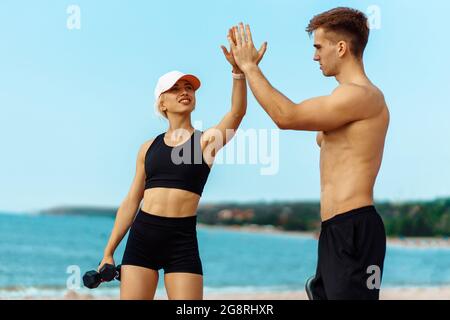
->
[97,28,266,300]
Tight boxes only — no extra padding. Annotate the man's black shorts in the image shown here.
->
[309,205,386,300]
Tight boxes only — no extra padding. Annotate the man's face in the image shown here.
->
[313,28,340,77]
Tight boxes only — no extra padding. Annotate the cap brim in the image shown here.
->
[157,72,202,98]
[178,74,201,91]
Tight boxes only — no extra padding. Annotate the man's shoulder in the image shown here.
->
[333,83,381,97]
[332,83,386,118]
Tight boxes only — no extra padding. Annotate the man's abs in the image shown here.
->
[320,175,375,221]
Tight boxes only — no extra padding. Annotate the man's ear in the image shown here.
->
[337,40,347,57]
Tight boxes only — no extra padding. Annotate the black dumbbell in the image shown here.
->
[115,264,121,281]
[83,263,121,289]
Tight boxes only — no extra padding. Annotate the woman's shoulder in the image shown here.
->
[149,131,167,144]
[143,138,156,148]
[139,134,162,158]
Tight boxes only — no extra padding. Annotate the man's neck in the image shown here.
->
[335,59,370,86]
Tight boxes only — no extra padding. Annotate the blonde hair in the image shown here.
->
[154,94,168,120]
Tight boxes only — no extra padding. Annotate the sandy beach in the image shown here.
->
[203,286,450,300]
[12,286,448,300]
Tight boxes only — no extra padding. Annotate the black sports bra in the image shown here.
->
[144,129,211,196]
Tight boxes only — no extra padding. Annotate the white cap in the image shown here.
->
[154,70,201,102]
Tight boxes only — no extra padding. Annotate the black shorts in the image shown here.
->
[309,205,386,300]
[121,208,203,275]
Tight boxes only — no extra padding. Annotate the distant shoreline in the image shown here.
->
[31,197,450,239]
[199,223,450,248]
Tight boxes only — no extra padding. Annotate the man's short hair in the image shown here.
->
[306,7,370,58]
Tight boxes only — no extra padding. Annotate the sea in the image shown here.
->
[0,212,449,299]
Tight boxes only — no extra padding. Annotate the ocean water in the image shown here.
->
[0,212,449,298]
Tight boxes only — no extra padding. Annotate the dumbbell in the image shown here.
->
[83,263,121,289]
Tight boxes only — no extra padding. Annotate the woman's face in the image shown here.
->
[160,79,196,117]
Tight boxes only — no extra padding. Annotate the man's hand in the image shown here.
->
[227,23,267,73]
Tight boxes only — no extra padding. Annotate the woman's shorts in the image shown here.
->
[121,208,203,275]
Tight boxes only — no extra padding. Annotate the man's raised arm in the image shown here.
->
[230,23,377,132]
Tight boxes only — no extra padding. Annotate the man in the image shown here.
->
[228,7,389,299]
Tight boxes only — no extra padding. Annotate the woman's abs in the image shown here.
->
[141,187,200,217]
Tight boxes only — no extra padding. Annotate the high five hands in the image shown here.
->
[221,23,268,73]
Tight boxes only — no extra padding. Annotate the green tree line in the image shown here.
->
[197,198,450,237]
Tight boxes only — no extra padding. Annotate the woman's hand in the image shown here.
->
[221,27,243,74]
[227,23,267,73]
[97,255,115,272]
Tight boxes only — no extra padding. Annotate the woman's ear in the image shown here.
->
[159,94,166,111]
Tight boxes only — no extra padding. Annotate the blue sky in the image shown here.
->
[1,0,449,213]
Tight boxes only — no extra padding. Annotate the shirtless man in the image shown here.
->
[228,7,389,299]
